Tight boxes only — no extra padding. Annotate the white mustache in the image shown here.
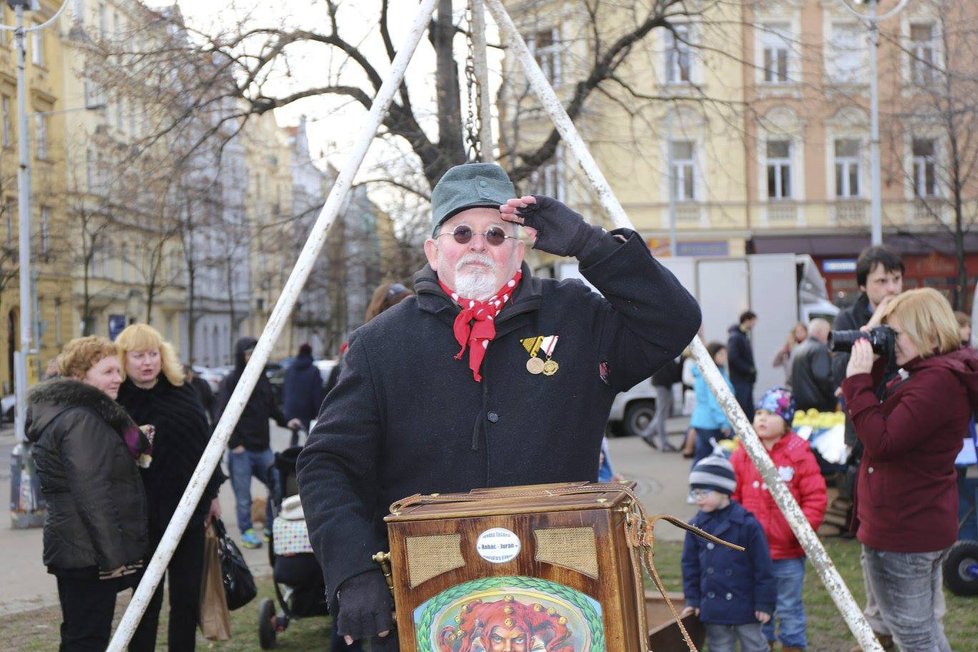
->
[456,253,494,272]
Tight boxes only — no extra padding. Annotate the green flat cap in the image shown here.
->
[430,163,515,235]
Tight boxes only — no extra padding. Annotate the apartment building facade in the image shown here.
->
[501,0,978,308]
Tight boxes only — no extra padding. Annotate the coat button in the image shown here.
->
[707,591,715,598]
[725,569,732,576]
[706,542,714,550]
[753,480,760,488]
[706,567,714,574]
[487,412,499,423]
[725,592,732,600]
[479,180,488,187]
[867,466,874,474]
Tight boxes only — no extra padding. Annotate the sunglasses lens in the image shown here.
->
[452,226,473,244]
[485,227,506,246]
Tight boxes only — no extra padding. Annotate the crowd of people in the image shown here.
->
[21,159,975,652]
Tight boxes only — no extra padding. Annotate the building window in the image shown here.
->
[530,28,561,86]
[834,139,861,198]
[86,147,96,191]
[98,2,108,37]
[34,114,48,160]
[670,140,695,201]
[909,23,936,86]
[39,206,50,255]
[912,138,937,197]
[666,24,693,84]
[761,23,791,84]
[1,96,11,148]
[30,28,43,67]
[530,159,565,202]
[827,23,864,84]
[4,199,14,249]
[766,140,792,200]
[83,79,106,109]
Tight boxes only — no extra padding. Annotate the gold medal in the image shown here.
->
[542,359,559,376]
[526,357,545,374]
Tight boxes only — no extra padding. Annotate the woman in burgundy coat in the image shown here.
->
[843,287,978,652]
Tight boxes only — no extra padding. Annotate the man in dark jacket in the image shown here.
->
[790,318,836,412]
[829,245,903,651]
[727,310,758,421]
[184,364,216,425]
[296,162,702,649]
[830,246,905,391]
[218,337,301,548]
[283,343,324,436]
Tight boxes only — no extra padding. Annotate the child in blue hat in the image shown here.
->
[681,454,776,651]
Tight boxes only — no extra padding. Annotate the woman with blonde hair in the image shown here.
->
[27,336,151,651]
[115,323,224,651]
[843,288,978,651]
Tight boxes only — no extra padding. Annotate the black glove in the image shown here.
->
[370,631,400,651]
[517,195,604,259]
[335,570,394,642]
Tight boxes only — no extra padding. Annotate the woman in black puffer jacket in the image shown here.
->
[27,336,151,652]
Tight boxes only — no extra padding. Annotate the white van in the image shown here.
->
[607,380,656,438]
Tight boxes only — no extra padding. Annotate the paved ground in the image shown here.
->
[0,416,694,616]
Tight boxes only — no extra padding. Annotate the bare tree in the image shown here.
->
[884,4,978,309]
[86,1,712,191]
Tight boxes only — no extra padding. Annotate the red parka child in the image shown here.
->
[731,386,826,652]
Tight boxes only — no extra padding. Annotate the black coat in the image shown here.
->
[830,293,874,387]
[283,354,323,429]
[217,337,289,450]
[27,379,148,575]
[296,230,701,605]
[116,376,223,530]
[832,293,876,447]
[727,325,756,384]
[790,337,836,412]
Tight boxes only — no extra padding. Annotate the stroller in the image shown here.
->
[257,446,329,648]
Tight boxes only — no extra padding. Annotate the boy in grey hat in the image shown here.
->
[681,454,776,652]
[298,161,702,649]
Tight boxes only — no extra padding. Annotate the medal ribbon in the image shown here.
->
[439,270,522,382]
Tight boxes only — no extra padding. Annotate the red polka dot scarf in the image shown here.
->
[438,270,522,382]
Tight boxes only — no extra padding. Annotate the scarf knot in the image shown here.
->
[439,271,522,381]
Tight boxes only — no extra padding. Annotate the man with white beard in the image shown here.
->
[297,162,701,649]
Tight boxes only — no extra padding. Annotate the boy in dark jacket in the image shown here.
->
[218,336,301,548]
[681,454,775,652]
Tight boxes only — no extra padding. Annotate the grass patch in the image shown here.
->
[649,537,978,651]
[7,537,976,650]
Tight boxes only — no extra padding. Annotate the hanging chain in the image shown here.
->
[463,1,482,162]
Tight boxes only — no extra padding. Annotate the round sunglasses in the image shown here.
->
[435,225,518,246]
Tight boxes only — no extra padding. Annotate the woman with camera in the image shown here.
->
[842,288,977,652]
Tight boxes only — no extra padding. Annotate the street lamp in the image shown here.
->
[839,0,910,246]
[4,0,71,528]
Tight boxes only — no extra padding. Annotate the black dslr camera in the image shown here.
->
[828,325,896,359]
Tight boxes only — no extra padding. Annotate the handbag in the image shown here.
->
[199,523,232,640]
[212,518,258,610]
